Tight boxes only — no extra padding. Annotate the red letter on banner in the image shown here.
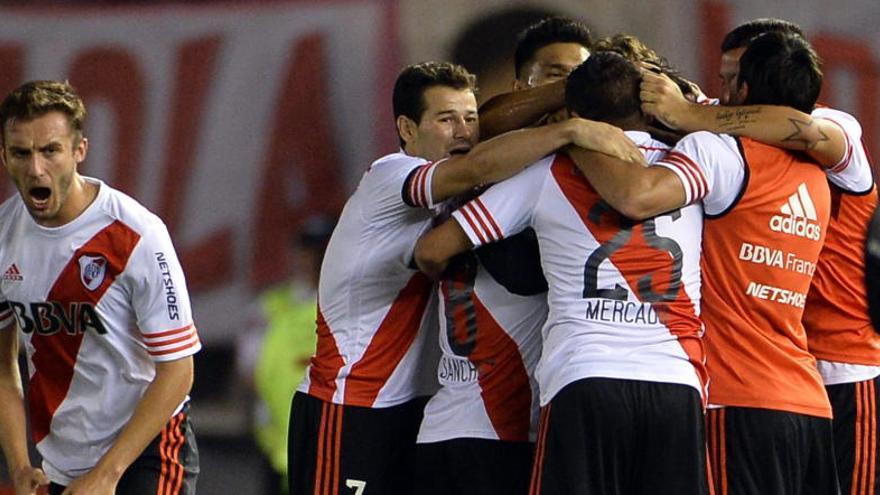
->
[0,44,23,110]
[158,36,234,290]
[68,48,145,195]
[0,43,24,202]
[698,0,730,98]
[250,33,345,288]
[812,34,880,173]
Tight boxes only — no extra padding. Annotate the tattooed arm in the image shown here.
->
[685,106,842,168]
[640,71,845,168]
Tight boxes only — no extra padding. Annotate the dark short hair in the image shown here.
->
[0,80,87,144]
[565,51,641,123]
[514,16,593,79]
[392,62,477,146]
[738,32,822,113]
[721,18,805,52]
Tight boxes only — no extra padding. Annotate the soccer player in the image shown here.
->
[0,81,200,495]
[415,52,710,495]
[513,16,592,91]
[413,218,547,495]
[480,16,592,139]
[480,30,700,145]
[640,19,879,494]
[412,17,592,495]
[571,32,841,493]
[287,61,638,495]
[716,18,804,106]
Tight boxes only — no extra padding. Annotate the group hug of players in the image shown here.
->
[289,16,879,495]
[2,9,871,495]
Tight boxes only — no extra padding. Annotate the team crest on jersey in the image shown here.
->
[79,255,108,291]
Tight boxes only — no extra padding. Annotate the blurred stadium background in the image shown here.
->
[0,0,877,493]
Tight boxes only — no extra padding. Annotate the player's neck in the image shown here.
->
[52,174,100,227]
[607,115,648,133]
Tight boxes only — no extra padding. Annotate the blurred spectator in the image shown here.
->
[237,214,335,495]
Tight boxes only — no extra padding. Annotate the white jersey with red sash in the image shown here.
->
[298,151,442,408]
[450,131,707,407]
[417,239,547,443]
[0,177,200,484]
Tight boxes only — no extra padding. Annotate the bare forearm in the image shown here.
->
[414,220,473,278]
[642,71,834,157]
[434,118,641,203]
[0,328,30,476]
[90,358,193,481]
[681,105,842,166]
[469,120,578,184]
[434,120,580,202]
[414,254,447,279]
[568,147,683,220]
[414,233,448,277]
[478,80,566,139]
[568,147,645,216]
[0,381,30,475]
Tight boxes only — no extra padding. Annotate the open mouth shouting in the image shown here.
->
[27,186,52,210]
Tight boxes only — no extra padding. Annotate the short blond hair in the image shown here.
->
[0,80,87,143]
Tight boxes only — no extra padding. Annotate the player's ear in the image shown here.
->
[73,136,88,165]
[397,115,418,146]
[736,81,749,104]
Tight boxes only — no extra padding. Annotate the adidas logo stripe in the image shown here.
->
[2,264,23,281]
[779,183,818,221]
[770,183,822,241]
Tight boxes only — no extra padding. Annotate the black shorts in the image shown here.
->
[706,406,839,495]
[415,438,533,495]
[827,376,880,495]
[529,377,709,495]
[49,406,199,495]
[288,392,428,495]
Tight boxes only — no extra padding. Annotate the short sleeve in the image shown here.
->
[357,153,444,225]
[655,131,746,216]
[402,159,446,209]
[811,107,875,193]
[125,221,200,362]
[367,152,443,209]
[451,158,550,248]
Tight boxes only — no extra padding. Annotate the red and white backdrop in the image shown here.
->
[406,0,880,174]
[0,0,877,342]
[0,1,400,342]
